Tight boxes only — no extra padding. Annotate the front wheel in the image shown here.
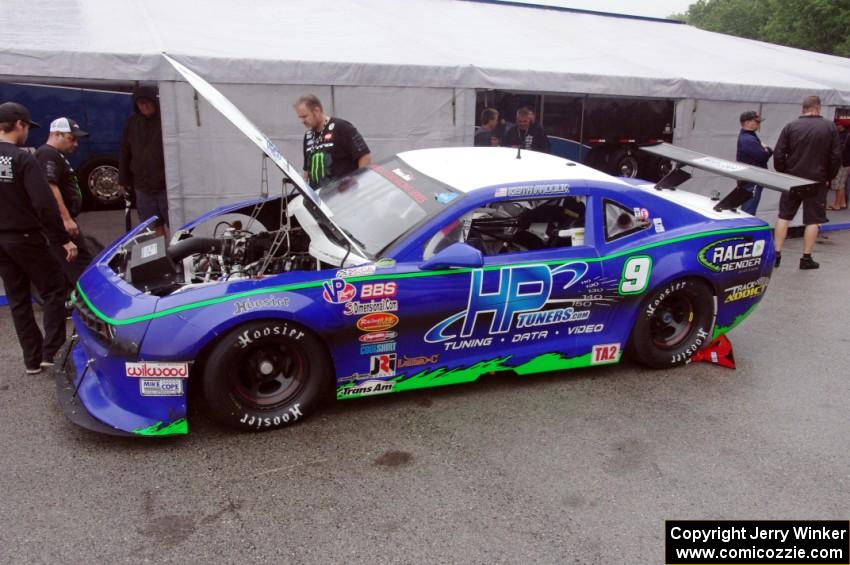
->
[203,320,332,431]
[629,278,715,369]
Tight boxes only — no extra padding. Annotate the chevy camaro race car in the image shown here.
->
[55,57,817,437]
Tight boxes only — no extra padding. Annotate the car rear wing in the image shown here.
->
[640,142,822,211]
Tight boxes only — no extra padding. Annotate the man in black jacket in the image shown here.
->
[119,85,168,236]
[736,110,772,215]
[773,96,842,270]
[501,107,550,153]
[0,102,77,374]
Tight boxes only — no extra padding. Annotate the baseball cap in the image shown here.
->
[49,117,89,138]
[0,102,40,128]
[740,111,763,123]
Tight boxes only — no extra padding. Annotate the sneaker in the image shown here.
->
[40,360,55,368]
[799,256,819,270]
[774,252,781,268]
[25,366,42,375]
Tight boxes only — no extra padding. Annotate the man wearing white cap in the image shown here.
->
[36,117,95,286]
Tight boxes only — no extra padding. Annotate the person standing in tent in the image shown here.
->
[501,107,550,153]
[119,85,168,236]
[36,117,96,287]
[0,102,76,374]
[773,96,842,270]
[828,122,848,210]
[294,95,371,189]
[474,108,500,147]
[735,110,772,215]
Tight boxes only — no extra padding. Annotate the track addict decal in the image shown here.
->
[424,263,591,349]
[698,237,765,273]
[724,277,769,303]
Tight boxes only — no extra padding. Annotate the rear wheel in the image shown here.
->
[79,157,121,209]
[203,320,331,431]
[609,148,640,178]
[629,278,715,368]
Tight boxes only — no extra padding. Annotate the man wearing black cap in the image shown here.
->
[119,85,168,236]
[773,96,842,270]
[36,117,96,286]
[736,110,773,215]
[0,102,77,374]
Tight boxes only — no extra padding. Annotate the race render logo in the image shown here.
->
[424,263,589,350]
[698,237,765,273]
[724,277,770,303]
[125,362,189,378]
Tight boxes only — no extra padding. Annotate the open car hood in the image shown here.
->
[163,53,368,264]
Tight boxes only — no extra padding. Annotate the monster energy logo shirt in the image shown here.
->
[35,144,83,217]
[303,117,370,188]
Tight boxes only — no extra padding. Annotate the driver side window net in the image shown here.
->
[424,196,586,259]
[604,199,648,242]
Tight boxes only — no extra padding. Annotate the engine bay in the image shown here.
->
[109,196,327,295]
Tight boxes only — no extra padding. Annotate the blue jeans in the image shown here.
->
[740,183,762,215]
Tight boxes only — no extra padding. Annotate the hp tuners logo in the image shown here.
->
[424,263,588,343]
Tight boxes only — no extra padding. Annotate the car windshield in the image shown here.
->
[319,157,463,257]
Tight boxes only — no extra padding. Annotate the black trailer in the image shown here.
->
[476,91,675,181]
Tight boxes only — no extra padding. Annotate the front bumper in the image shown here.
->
[54,334,189,438]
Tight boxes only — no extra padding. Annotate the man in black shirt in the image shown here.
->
[0,102,77,373]
[294,95,371,189]
[501,107,550,153]
[36,117,96,286]
[773,96,842,270]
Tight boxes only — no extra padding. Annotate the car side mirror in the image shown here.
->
[420,243,484,270]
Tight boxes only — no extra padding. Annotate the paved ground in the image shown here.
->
[0,214,848,564]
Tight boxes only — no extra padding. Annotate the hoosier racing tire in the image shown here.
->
[629,278,715,369]
[202,320,332,432]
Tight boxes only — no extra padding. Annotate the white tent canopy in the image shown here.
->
[2,0,849,224]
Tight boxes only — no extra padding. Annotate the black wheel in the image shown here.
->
[629,278,715,368]
[642,155,674,182]
[203,320,332,431]
[609,148,640,178]
[78,157,122,209]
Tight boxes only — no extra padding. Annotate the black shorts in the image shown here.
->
[778,183,827,225]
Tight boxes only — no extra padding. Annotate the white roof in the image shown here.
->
[1,0,850,104]
[398,146,624,192]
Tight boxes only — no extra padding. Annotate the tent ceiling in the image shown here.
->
[2,0,849,103]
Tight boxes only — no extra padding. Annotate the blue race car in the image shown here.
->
[55,57,813,437]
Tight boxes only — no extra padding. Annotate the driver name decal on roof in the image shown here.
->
[494,183,570,198]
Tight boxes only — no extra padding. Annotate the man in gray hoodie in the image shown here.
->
[119,85,167,236]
